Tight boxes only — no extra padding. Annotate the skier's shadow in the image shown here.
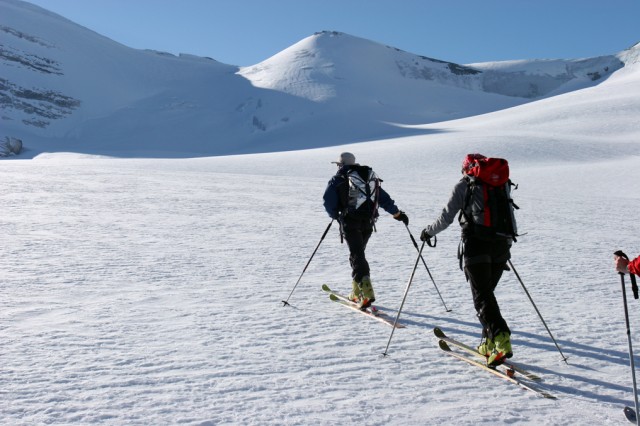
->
[399,308,633,367]
[397,309,636,406]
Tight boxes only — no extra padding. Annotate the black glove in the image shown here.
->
[420,229,432,242]
[394,211,409,226]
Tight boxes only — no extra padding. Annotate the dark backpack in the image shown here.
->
[459,158,519,240]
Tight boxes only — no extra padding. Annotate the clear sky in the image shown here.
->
[26,0,640,66]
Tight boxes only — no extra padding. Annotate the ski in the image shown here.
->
[624,406,637,423]
[322,284,405,328]
[434,327,541,381]
[328,294,406,328]
[438,340,557,399]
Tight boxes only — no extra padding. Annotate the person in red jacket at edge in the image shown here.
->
[616,254,640,276]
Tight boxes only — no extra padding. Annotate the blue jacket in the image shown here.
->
[323,165,400,220]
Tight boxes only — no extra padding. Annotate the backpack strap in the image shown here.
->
[508,180,520,210]
[370,171,381,224]
[481,184,492,227]
[335,170,350,214]
[456,177,472,271]
[506,180,519,242]
[458,176,474,225]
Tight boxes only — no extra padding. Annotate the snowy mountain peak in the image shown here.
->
[1,1,639,158]
[238,30,482,102]
[312,30,481,76]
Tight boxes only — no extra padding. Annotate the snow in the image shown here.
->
[2,101,640,425]
[2,1,640,425]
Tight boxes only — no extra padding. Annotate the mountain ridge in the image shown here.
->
[0,0,637,158]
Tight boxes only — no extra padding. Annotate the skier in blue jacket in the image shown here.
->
[323,152,408,308]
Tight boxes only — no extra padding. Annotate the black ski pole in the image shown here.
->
[507,259,568,363]
[615,250,640,425]
[616,250,639,300]
[282,220,333,307]
[404,224,451,312]
[382,240,425,357]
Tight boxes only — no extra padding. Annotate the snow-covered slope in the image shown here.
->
[1,0,635,158]
[3,2,640,425]
[468,55,624,98]
[400,44,640,165]
[1,78,640,425]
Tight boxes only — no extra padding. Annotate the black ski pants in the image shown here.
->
[462,236,511,340]
[342,215,374,283]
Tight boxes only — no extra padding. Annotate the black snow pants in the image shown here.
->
[342,215,374,283]
[462,236,512,340]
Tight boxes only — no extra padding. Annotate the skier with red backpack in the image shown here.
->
[323,152,409,309]
[421,153,519,366]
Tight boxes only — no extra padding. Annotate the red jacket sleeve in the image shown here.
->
[629,256,640,276]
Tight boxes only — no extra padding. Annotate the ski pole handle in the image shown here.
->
[615,250,629,261]
[615,250,639,300]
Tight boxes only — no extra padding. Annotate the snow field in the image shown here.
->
[1,150,639,424]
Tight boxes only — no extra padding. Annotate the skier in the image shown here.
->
[615,253,640,276]
[420,153,517,366]
[323,152,408,309]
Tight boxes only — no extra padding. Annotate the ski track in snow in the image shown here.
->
[1,152,639,425]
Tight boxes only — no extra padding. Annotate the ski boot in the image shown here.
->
[349,279,362,303]
[477,337,495,358]
[358,276,375,309]
[487,331,513,367]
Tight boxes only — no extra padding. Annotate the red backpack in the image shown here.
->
[466,157,510,187]
[460,157,518,240]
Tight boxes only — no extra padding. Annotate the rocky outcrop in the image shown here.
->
[0,136,23,156]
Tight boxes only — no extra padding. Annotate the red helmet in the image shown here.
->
[462,153,486,172]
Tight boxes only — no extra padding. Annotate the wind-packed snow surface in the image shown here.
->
[2,58,640,424]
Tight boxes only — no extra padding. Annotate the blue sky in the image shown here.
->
[27,0,640,66]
